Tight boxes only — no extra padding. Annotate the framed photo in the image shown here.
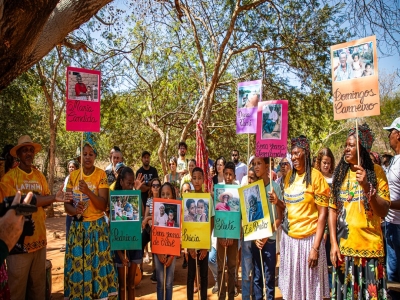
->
[109,190,142,250]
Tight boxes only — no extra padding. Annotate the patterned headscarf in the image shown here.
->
[291,135,310,154]
[370,151,381,165]
[82,132,98,155]
[348,123,374,152]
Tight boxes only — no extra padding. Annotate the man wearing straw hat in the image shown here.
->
[1,135,64,299]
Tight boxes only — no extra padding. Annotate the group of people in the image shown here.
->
[0,116,398,300]
[334,43,374,81]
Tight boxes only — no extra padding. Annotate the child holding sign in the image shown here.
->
[217,162,239,300]
[252,157,283,300]
[154,182,177,300]
[186,167,214,300]
[113,167,142,300]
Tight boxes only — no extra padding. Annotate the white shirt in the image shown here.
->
[235,162,248,183]
[385,155,400,224]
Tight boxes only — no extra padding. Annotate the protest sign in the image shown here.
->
[66,67,101,132]
[239,180,273,241]
[330,36,380,120]
[109,190,142,250]
[181,193,211,249]
[213,184,241,239]
[256,100,288,157]
[151,198,182,256]
[236,80,262,134]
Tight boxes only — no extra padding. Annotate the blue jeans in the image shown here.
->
[251,239,276,300]
[385,222,400,298]
[154,255,176,300]
[208,246,218,283]
[241,239,254,299]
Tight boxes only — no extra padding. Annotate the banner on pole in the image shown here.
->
[213,184,241,239]
[236,80,262,134]
[181,193,212,249]
[109,190,142,250]
[239,180,273,241]
[66,67,101,132]
[330,36,380,120]
[151,198,182,256]
[256,100,288,157]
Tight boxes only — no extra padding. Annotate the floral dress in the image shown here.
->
[329,164,390,300]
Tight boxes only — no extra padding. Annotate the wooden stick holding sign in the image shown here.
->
[269,157,277,231]
[195,253,200,300]
[355,119,361,212]
[260,249,267,297]
[218,247,227,298]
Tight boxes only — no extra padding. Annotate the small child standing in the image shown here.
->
[186,167,214,300]
[217,162,239,300]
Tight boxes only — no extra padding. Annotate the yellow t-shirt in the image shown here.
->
[1,167,50,253]
[282,168,330,239]
[67,167,109,221]
[329,164,390,257]
[0,182,16,202]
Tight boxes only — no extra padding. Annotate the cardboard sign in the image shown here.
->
[213,184,241,239]
[236,80,262,134]
[181,193,211,249]
[151,198,182,256]
[256,100,288,157]
[66,67,101,132]
[330,36,380,120]
[239,180,273,241]
[109,190,142,250]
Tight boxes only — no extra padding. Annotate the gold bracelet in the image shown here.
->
[311,246,319,253]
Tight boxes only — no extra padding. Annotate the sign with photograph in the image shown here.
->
[239,180,273,241]
[213,184,241,239]
[236,80,262,134]
[181,193,212,249]
[151,198,182,256]
[330,36,380,120]
[256,100,288,157]
[109,190,142,250]
[66,66,101,132]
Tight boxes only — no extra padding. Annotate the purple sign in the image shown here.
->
[236,80,262,134]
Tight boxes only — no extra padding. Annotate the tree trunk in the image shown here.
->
[0,0,112,90]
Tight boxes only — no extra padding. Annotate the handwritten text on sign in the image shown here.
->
[255,100,288,158]
[151,198,182,256]
[66,66,101,132]
[330,36,380,120]
[181,193,211,249]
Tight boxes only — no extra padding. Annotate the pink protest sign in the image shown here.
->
[256,100,288,157]
[66,67,101,132]
[236,80,262,134]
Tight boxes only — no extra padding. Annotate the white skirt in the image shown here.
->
[279,231,329,300]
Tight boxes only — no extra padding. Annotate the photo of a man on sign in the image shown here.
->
[68,71,99,101]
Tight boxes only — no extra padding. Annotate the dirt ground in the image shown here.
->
[46,203,283,299]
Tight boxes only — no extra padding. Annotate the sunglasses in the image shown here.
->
[279,162,289,167]
[152,184,161,188]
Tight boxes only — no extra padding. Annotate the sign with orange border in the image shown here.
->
[330,36,380,120]
[151,198,182,256]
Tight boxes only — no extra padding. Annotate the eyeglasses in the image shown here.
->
[152,184,161,188]
[280,162,289,167]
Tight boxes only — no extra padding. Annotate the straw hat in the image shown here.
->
[10,135,42,158]
[218,191,233,201]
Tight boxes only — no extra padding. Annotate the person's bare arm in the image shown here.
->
[328,207,342,268]
[308,205,328,268]
[78,180,108,211]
